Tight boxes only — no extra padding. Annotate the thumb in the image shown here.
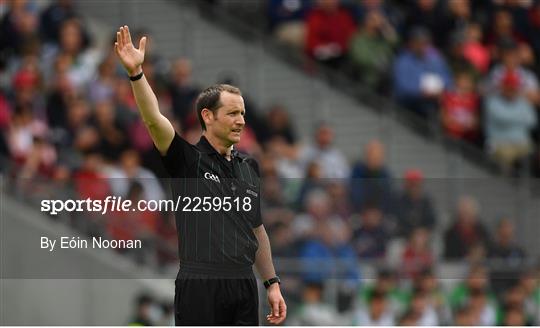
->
[139,36,147,54]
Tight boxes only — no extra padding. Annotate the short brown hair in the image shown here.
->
[196,84,241,130]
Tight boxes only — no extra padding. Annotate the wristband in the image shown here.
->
[263,276,280,289]
[129,71,144,81]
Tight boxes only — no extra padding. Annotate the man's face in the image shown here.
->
[206,91,245,146]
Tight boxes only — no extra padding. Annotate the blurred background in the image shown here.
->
[1,0,540,325]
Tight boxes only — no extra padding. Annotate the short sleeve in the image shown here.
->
[247,158,263,228]
[159,132,196,177]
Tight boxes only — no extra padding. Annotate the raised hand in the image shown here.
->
[114,25,146,76]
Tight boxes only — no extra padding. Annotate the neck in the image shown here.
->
[203,132,233,159]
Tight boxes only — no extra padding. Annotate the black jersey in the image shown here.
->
[160,132,262,276]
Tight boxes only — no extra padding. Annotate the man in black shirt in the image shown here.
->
[115,25,286,325]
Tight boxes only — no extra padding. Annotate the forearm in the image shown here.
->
[130,69,174,153]
[253,225,277,281]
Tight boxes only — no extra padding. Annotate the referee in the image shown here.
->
[114,26,286,325]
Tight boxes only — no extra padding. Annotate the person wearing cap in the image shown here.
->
[485,37,540,105]
[484,69,537,173]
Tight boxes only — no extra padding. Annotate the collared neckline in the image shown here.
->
[196,135,247,161]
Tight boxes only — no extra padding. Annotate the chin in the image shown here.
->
[229,134,241,144]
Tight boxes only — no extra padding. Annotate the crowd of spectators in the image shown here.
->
[1,0,539,326]
[267,0,540,176]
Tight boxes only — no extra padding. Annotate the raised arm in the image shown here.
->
[114,25,174,155]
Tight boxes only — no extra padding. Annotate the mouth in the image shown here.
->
[231,128,242,134]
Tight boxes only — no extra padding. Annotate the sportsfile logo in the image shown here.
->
[204,172,221,183]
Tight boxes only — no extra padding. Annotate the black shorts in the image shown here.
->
[174,273,259,325]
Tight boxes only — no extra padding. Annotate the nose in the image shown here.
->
[236,114,245,126]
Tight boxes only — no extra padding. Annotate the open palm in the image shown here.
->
[114,25,146,76]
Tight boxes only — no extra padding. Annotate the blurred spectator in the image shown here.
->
[39,0,89,46]
[440,70,481,144]
[485,38,540,105]
[88,55,117,105]
[268,220,298,258]
[413,269,452,324]
[485,9,531,61]
[528,1,540,61]
[484,69,537,173]
[393,26,452,118]
[296,161,325,208]
[350,140,393,213]
[453,306,476,325]
[11,57,43,111]
[400,227,434,280]
[518,269,540,325]
[73,150,110,201]
[350,0,403,29]
[305,0,356,68]
[0,0,40,59]
[407,0,473,52]
[325,180,351,220]
[444,196,490,260]
[488,218,527,293]
[105,149,165,201]
[449,265,496,311]
[501,284,530,325]
[446,30,480,83]
[129,294,154,326]
[288,282,342,325]
[260,104,297,146]
[352,202,390,259]
[299,122,350,179]
[467,287,498,326]
[395,169,436,237]
[268,0,310,49]
[292,188,339,239]
[353,290,395,325]
[406,288,440,325]
[502,305,528,326]
[443,0,473,44]
[107,180,158,263]
[358,268,409,318]
[41,18,100,89]
[167,57,199,128]
[91,100,130,162]
[7,103,48,163]
[461,22,491,74]
[45,53,77,130]
[348,10,398,92]
[299,218,359,312]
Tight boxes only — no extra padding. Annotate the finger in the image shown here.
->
[139,36,147,54]
[124,25,133,45]
[114,42,119,55]
[120,26,126,46]
[279,301,287,317]
[272,302,279,319]
[116,31,122,48]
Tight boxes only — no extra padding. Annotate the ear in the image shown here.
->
[201,108,214,126]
